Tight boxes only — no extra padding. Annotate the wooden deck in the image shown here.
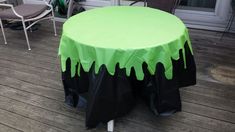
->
[0,22,234,132]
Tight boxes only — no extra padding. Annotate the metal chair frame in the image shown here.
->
[130,0,147,6]
[128,0,181,13]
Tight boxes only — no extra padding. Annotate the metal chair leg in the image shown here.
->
[220,13,235,40]
[0,19,7,44]
[172,0,181,14]
[67,0,74,18]
[52,11,57,36]
[22,19,31,50]
[227,14,235,32]
[117,0,121,5]
[144,0,147,7]
[28,22,33,32]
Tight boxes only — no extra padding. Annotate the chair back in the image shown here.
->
[147,0,179,13]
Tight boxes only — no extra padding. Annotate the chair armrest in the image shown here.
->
[0,3,23,18]
[42,0,53,9]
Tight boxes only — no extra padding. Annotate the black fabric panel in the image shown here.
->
[177,43,197,87]
[138,43,196,115]
[62,62,89,107]
[86,64,135,128]
[61,42,196,128]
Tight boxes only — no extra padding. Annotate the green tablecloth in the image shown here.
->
[59,6,193,80]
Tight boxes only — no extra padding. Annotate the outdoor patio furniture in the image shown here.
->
[0,0,57,50]
[59,6,196,131]
[67,0,85,18]
[119,0,181,13]
[147,0,181,13]
[129,0,147,6]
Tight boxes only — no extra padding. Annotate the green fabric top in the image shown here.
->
[59,6,193,80]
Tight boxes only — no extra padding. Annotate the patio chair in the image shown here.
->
[0,0,57,50]
[125,0,181,14]
[147,0,181,13]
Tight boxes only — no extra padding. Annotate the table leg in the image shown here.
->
[107,120,114,132]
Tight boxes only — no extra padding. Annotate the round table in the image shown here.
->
[59,6,196,128]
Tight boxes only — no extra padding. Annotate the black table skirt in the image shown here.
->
[62,42,196,128]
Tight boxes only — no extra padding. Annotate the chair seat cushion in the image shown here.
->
[0,4,48,19]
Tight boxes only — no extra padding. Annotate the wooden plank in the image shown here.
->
[0,76,64,101]
[193,41,235,54]
[0,108,67,132]
[0,47,60,72]
[191,35,235,46]
[0,59,61,83]
[0,66,62,91]
[115,118,164,132]
[192,42,235,54]
[4,37,60,56]
[182,101,235,124]
[196,79,235,93]
[181,90,235,113]
[194,53,235,67]
[194,52,235,65]
[0,123,22,132]
[0,35,59,58]
[0,44,59,63]
[189,29,235,42]
[182,85,235,101]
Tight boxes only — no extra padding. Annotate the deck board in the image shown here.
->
[0,122,22,132]
[0,22,234,132]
